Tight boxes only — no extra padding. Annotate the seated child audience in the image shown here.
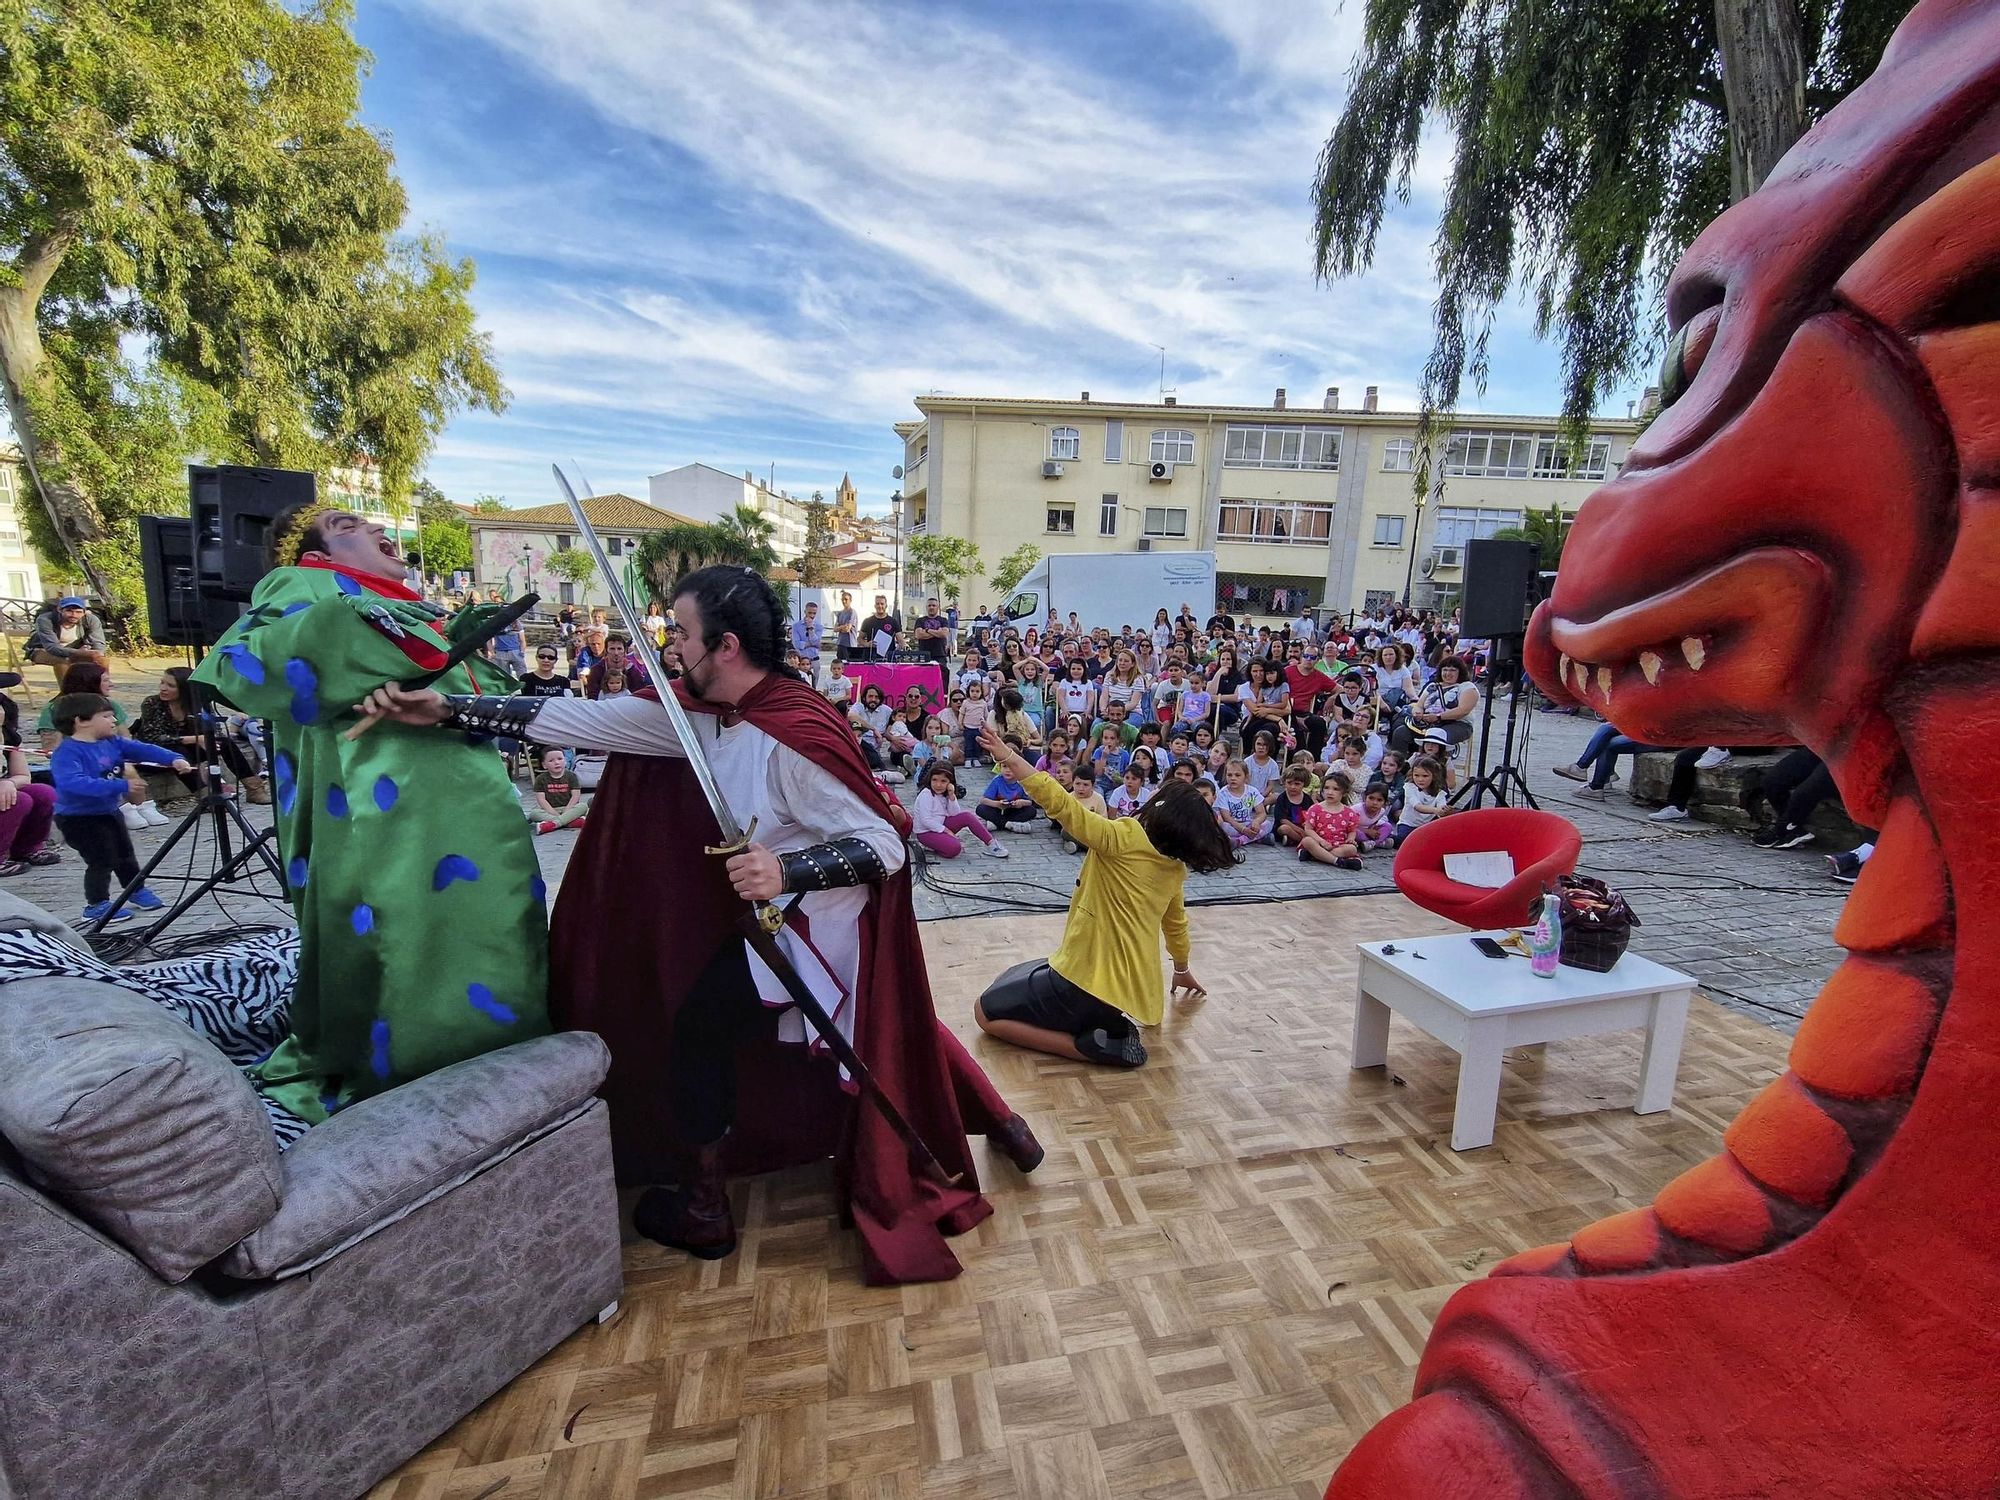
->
[530,747,587,834]
[1088,723,1130,795]
[1268,765,1314,848]
[1213,760,1269,847]
[1049,757,1106,854]
[913,763,1007,860]
[958,680,993,764]
[1298,766,1363,869]
[1357,783,1397,851]
[49,693,191,922]
[977,740,1039,831]
[1243,730,1283,797]
[1394,753,1452,845]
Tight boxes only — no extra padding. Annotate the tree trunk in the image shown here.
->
[1715,0,1808,201]
[0,229,118,600]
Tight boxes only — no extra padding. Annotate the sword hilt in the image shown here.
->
[702,818,787,933]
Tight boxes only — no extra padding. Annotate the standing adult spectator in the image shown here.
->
[642,599,670,648]
[585,632,651,697]
[791,602,824,664]
[833,591,858,659]
[969,603,996,654]
[490,614,527,679]
[1291,604,1317,645]
[858,594,900,660]
[914,598,950,666]
[27,596,106,687]
[516,643,573,772]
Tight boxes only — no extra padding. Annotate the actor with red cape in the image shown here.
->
[359,566,1039,1285]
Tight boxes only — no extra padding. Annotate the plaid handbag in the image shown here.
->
[1556,875,1640,972]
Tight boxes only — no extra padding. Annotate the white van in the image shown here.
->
[999,551,1217,632]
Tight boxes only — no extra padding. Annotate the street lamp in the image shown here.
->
[1402,489,1431,608]
[889,488,903,610]
[520,545,534,609]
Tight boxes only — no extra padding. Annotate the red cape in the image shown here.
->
[549,671,1011,1284]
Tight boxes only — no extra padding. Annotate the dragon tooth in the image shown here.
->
[1596,665,1612,703]
[1574,660,1591,695]
[1560,653,1573,685]
[1639,650,1662,685]
[1682,637,1706,671]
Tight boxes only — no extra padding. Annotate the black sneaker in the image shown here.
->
[1075,1027,1146,1068]
[1335,856,1363,871]
[1753,823,1813,849]
[1827,851,1863,883]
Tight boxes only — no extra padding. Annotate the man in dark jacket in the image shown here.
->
[27,597,107,686]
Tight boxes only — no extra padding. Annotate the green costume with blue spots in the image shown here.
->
[192,560,549,1123]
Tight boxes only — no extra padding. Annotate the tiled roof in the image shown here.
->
[769,561,881,586]
[466,494,699,531]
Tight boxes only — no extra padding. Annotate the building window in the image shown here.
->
[1142,506,1188,538]
[1046,505,1075,535]
[559,581,575,606]
[1216,501,1334,544]
[1372,515,1406,547]
[1365,589,1397,614]
[1150,429,1195,465]
[1531,435,1613,480]
[556,534,572,551]
[1104,420,1123,463]
[1382,438,1415,472]
[607,536,624,557]
[1049,426,1081,461]
[1099,496,1118,537]
[1433,506,1524,547]
[1444,429,1613,479]
[1222,424,1340,470]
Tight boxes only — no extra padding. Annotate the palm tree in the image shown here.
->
[1490,504,1572,574]
[711,504,780,571]
[638,504,782,595]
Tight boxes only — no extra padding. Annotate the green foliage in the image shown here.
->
[1489,504,1573,574]
[1312,0,1903,473]
[636,504,782,594]
[542,547,597,588]
[906,533,983,604]
[470,494,507,514]
[798,493,837,587]
[418,519,470,578]
[0,0,505,598]
[988,542,1042,599]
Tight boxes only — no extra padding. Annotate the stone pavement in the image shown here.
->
[904,701,1851,1035]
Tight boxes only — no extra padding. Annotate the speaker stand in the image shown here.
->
[1450,638,1539,810]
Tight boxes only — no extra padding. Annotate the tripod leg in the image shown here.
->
[83,800,214,934]
[129,824,281,944]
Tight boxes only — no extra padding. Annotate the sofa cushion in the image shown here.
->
[0,886,88,951]
[0,976,281,1283]
[222,1030,611,1280]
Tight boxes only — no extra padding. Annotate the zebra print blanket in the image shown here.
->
[0,928,312,1148]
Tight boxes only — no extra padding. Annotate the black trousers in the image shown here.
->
[56,813,139,904]
[1761,748,1836,827]
[669,939,766,1147]
[172,735,260,793]
[977,802,1037,831]
[979,959,1131,1042]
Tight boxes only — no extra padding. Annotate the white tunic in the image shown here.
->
[531,695,905,1065]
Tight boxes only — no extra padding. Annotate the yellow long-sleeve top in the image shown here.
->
[1022,770,1190,1027]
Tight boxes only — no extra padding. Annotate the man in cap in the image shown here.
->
[27,596,107,687]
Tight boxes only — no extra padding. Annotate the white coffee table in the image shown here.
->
[1352,932,1694,1150]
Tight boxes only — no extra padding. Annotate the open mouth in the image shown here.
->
[1539,548,1827,713]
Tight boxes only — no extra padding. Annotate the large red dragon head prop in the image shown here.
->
[1523,0,2000,828]
[1335,3,2000,1496]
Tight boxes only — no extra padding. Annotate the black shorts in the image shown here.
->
[979,959,1132,1039]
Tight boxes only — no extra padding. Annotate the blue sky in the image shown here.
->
[360,0,1654,516]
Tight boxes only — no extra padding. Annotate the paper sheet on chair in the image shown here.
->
[1443,851,1516,888]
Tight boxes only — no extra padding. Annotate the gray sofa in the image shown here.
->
[0,897,624,1500]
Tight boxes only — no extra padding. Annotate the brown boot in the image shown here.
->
[632,1139,736,1260]
[988,1113,1045,1173]
[242,775,273,805]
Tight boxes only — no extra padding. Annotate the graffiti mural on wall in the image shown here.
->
[476,529,549,597]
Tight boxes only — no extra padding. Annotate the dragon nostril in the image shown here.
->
[1659,304,1723,410]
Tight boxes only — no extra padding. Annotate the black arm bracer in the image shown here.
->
[778,837,887,894]
[440,695,546,739]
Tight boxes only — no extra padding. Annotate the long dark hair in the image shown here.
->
[58,661,107,696]
[672,565,793,677]
[159,664,208,718]
[1136,779,1238,874]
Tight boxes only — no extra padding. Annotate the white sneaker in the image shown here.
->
[1695,747,1731,770]
[984,840,1011,859]
[141,802,170,827]
[880,770,906,785]
[120,804,148,831]
[1649,804,1690,822]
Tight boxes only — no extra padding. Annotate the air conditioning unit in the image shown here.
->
[1148,460,1174,482]
[1136,538,1153,552]
[1041,460,1064,478]
[1424,545,1464,577]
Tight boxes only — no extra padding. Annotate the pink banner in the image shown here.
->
[842,662,949,714]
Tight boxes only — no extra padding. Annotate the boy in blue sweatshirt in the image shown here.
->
[49,693,190,922]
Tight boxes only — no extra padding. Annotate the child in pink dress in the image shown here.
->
[1298,766,1364,870]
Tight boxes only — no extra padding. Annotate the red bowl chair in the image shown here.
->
[1392,807,1583,930]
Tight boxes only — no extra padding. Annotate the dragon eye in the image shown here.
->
[1659,304,1722,410]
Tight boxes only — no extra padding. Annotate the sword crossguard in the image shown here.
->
[701,815,758,857]
[701,818,786,933]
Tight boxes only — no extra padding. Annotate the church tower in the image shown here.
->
[833,473,858,520]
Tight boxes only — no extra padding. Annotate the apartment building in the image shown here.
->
[0,451,48,602]
[649,464,863,564]
[895,388,1641,618]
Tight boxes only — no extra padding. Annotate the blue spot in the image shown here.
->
[368,1019,391,1080]
[319,1092,341,1116]
[325,784,347,818]
[432,854,480,890]
[287,855,308,888]
[467,983,517,1026]
[282,601,312,617]
[333,572,362,596]
[219,643,265,685]
[530,875,547,907]
[274,750,297,815]
[350,903,373,935]
[284,658,319,725]
[372,774,398,812]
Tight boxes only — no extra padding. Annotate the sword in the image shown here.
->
[551,466,963,1188]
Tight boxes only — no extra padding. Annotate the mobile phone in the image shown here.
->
[1471,936,1509,959]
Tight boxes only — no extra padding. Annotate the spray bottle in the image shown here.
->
[1527,883,1563,978]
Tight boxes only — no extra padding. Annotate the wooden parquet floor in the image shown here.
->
[370,894,1793,1500]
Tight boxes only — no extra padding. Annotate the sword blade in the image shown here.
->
[551,464,745,847]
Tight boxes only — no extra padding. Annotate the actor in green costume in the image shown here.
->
[192,504,549,1123]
